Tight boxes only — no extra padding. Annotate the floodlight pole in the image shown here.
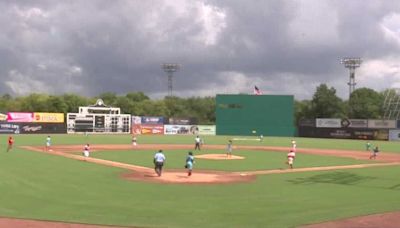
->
[340,57,362,99]
[162,63,180,96]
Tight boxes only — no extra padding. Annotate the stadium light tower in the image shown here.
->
[162,63,180,96]
[340,57,362,99]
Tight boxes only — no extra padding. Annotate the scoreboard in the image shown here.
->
[67,99,131,134]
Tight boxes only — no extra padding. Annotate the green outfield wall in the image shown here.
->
[216,94,294,136]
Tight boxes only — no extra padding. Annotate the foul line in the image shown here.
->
[237,162,400,175]
[21,146,153,173]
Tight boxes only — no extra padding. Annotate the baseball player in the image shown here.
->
[365,141,371,151]
[154,150,166,176]
[132,135,137,146]
[6,136,14,152]
[83,144,90,157]
[369,146,379,159]
[286,149,296,169]
[226,140,233,158]
[291,139,297,151]
[185,151,195,176]
[45,136,52,151]
[194,136,201,150]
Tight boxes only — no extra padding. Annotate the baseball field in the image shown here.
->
[1,134,400,227]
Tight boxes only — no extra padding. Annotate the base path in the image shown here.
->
[0,217,124,228]
[299,211,400,228]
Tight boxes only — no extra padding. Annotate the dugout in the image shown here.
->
[216,94,294,136]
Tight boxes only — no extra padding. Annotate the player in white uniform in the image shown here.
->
[83,144,90,157]
[194,136,201,150]
[286,149,296,169]
[132,135,137,146]
[291,139,297,151]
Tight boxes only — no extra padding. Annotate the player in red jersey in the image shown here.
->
[7,136,14,152]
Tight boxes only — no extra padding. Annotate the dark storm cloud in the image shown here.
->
[1,0,400,99]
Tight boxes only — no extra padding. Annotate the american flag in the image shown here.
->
[253,86,262,95]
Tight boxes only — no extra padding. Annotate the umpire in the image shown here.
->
[194,135,201,150]
[154,149,166,176]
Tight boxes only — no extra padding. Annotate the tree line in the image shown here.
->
[295,84,390,124]
[0,84,394,125]
[0,92,216,124]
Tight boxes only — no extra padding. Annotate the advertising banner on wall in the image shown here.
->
[168,117,197,125]
[389,130,400,141]
[33,112,64,123]
[0,122,20,134]
[7,112,34,122]
[19,123,66,134]
[164,125,198,135]
[0,113,7,121]
[367,119,396,129]
[348,119,368,128]
[197,125,216,135]
[316,118,341,128]
[131,124,141,135]
[374,129,389,140]
[298,119,315,127]
[132,116,142,125]
[141,116,164,125]
[299,127,388,140]
[140,124,164,135]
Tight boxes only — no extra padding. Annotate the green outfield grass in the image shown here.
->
[89,149,372,171]
[0,134,399,228]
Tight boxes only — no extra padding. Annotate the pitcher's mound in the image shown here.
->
[195,154,245,160]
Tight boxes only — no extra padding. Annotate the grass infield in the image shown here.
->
[0,134,399,228]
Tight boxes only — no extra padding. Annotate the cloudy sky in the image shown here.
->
[1,0,400,100]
